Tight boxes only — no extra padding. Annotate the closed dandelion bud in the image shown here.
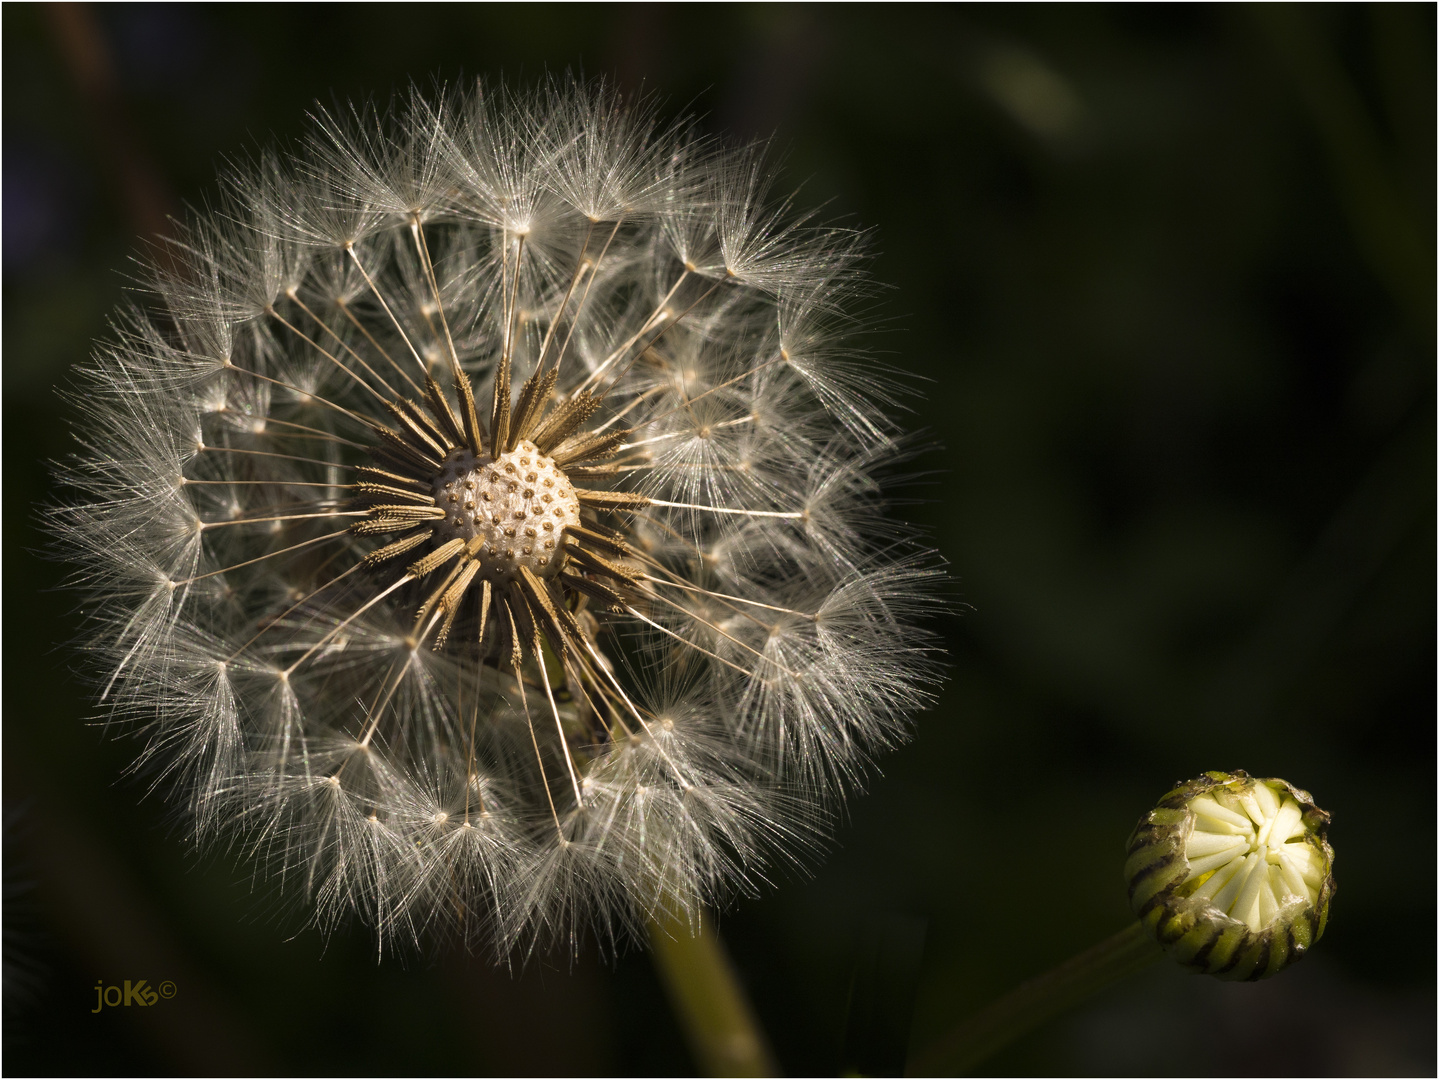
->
[1124,770,1334,981]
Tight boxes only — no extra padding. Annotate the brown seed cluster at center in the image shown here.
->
[431,439,580,581]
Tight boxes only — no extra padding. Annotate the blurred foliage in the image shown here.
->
[4,4,1433,1075]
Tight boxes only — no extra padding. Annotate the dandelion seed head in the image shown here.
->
[53,77,947,955]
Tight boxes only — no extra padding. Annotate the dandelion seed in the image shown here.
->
[54,78,947,953]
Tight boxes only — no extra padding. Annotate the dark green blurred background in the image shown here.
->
[5,4,1434,1075]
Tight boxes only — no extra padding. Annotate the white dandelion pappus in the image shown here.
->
[56,80,946,953]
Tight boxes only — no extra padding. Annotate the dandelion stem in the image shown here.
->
[200,509,363,530]
[532,627,584,808]
[589,383,667,433]
[621,604,757,678]
[629,353,786,430]
[507,603,565,839]
[501,233,527,370]
[286,289,404,400]
[173,525,354,583]
[346,243,431,382]
[551,215,623,376]
[648,907,778,1078]
[266,304,392,407]
[216,412,367,449]
[621,414,754,450]
[183,478,356,487]
[600,279,723,397]
[198,444,355,470]
[648,498,804,519]
[410,219,464,383]
[575,270,688,394]
[905,921,1162,1076]
[221,361,378,430]
[336,296,426,398]
[639,575,817,620]
[535,219,594,373]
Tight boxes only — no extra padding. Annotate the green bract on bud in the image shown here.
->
[1125,770,1334,981]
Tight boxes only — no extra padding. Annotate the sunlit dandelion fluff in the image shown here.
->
[56,80,946,953]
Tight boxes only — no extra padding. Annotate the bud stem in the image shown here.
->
[906,921,1162,1076]
[647,909,778,1077]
